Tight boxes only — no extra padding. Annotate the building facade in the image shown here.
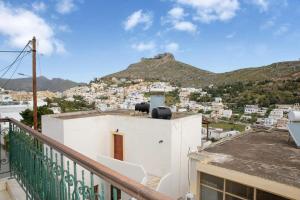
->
[42,110,202,199]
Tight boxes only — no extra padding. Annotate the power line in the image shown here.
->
[0,50,31,53]
[0,41,31,78]
[0,51,30,88]
[37,53,42,76]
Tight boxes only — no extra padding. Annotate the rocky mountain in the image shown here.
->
[0,76,84,92]
[103,53,300,87]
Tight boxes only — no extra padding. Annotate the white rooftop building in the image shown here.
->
[244,105,259,114]
[42,110,202,199]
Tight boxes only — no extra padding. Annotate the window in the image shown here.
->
[201,173,224,190]
[201,185,223,200]
[226,180,253,200]
[256,190,289,200]
[199,173,291,200]
[225,195,242,200]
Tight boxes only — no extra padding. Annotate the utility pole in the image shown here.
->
[32,37,38,130]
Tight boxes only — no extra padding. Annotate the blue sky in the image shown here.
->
[0,0,300,83]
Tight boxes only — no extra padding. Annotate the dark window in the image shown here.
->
[225,194,243,200]
[201,173,224,190]
[226,180,253,200]
[201,185,223,200]
[256,190,290,200]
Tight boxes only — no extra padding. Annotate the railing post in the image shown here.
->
[8,122,12,178]
[90,172,95,200]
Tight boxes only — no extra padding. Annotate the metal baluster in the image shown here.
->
[67,161,71,200]
[113,187,118,200]
[55,153,59,199]
[50,147,54,200]
[9,122,12,178]
[82,170,86,200]
[72,162,79,200]
[60,153,66,200]
[100,183,105,200]
[90,172,95,200]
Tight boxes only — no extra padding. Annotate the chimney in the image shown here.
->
[150,94,165,114]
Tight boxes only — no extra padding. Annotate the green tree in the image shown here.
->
[165,89,180,106]
[20,105,54,129]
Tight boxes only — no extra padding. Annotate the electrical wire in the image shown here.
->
[37,53,42,76]
[0,41,31,74]
[0,51,30,88]
[0,50,31,53]
[0,41,31,88]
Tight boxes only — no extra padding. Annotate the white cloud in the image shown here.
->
[165,42,179,52]
[0,2,64,55]
[53,40,67,54]
[164,6,197,33]
[226,32,236,39]
[58,24,71,33]
[124,10,153,31]
[251,0,269,11]
[32,1,47,12]
[177,0,239,23]
[132,41,156,51]
[274,24,289,36]
[174,21,197,33]
[168,7,185,19]
[56,0,75,14]
[261,18,275,29]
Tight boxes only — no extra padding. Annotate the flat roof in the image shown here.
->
[190,128,300,188]
[53,109,198,120]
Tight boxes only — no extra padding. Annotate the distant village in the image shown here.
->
[0,77,299,142]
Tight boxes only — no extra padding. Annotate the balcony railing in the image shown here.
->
[0,118,173,200]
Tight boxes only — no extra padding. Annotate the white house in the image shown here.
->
[244,105,259,114]
[264,117,277,127]
[42,110,202,199]
[222,109,233,119]
[257,107,268,116]
[214,97,222,103]
[0,94,13,102]
[269,109,284,120]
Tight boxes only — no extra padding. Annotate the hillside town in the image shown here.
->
[1,77,299,144]
[0,1,300,199]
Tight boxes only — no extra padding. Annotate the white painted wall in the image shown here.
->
[42,115,64,143]
[157,173,173,196]
[63,116,110,161]
[97,155,147,184]
[41,112,202,199]
[106,116,172,177]
[169,115,202,198]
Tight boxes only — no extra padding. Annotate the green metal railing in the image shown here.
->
[0,118,172,200]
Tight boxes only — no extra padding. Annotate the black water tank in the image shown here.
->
[151,107,172,120]
[135,102,150,114]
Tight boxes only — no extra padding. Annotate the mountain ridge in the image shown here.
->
[0,76,84,92]
[103,53,300,87]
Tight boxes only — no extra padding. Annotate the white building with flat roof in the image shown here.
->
[244,105,259,114]
[42,110,202,199]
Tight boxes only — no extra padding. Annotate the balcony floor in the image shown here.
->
[0,190,11,200]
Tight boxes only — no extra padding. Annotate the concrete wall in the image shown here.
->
[169,115,202,198]
[41,113,202,199]
[62,116,110,161]
[42,115,64,143]
[97,155,147,184]
[157,173,173,196]
[106,116,172,177]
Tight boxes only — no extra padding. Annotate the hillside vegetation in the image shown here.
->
[191,78,300,113]
[102,53,300,87]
